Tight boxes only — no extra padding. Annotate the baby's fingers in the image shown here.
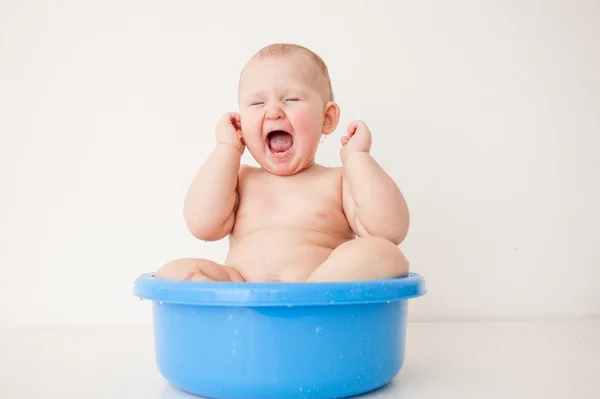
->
[347,121,359,136]
[230,113,241,129]
[341,136,349,145]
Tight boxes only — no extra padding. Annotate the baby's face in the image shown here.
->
[238,54,334,175]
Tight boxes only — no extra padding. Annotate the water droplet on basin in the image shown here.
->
[228,315,233,321]
[232,350,236,354]
[158,301,163,305]
[340,355,344,359]
[315,326,322,333]
[234,330,238,335]
[299,387,303,392]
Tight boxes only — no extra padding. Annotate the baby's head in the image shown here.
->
[237,44,340,175]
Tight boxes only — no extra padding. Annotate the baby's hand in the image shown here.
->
[216,112,245,154]
[341,120,372,161]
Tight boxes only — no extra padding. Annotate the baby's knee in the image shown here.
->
[362,236,401,253]
[154,260,176,279]
[363,236,408,271]
[154,258,195,280]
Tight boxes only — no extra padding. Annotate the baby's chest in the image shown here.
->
[237,175,346,229]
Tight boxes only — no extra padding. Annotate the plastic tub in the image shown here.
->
[133,272,426,399]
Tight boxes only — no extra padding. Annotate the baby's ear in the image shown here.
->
[322,101,340,135]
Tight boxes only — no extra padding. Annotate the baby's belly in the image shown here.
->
[225,228,351,282]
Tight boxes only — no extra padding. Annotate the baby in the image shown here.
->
[155,44,410,283]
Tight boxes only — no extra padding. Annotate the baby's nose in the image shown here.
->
[265,103,284,120]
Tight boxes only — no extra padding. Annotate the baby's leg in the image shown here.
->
[306,237,408,282]
[154,258,245,282]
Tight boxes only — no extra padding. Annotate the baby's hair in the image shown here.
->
[247,43,334,102]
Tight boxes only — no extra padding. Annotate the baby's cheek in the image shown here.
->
[295,107,323,132]
[240,124,264,149]
[239,114,260,136]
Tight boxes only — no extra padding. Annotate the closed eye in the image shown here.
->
[250,101,265,106]
[285,98,300,102]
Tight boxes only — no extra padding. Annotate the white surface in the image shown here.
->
[1,0,600,328]
[1,320,598,398]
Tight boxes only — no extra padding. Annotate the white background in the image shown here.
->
[1,0,598,328]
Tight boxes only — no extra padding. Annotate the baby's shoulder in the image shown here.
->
[238,164,264,182]
[310,164,343,180]
[314,165,343,181]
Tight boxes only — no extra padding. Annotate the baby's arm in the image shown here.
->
[341,121,409,245]
[183,113,245,241]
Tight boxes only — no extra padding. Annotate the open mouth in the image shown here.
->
[267,130,294,155]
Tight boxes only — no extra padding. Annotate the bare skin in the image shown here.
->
[155,48,410,283]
